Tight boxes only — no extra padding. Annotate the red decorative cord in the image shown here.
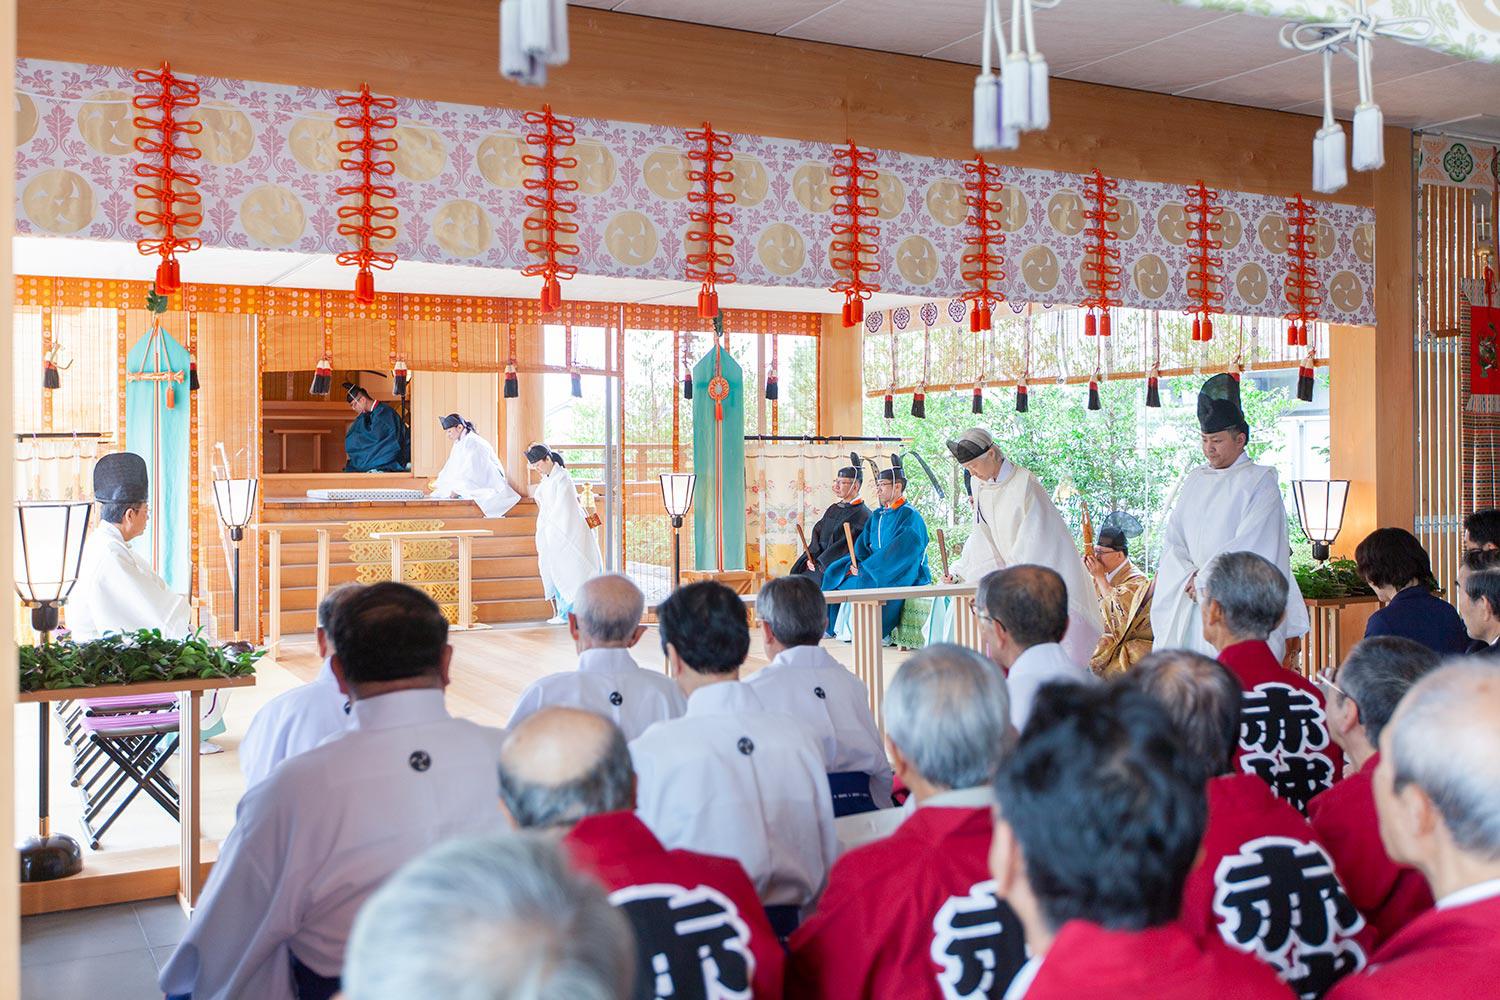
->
[829,141,882,328]
[1080,169,1122,337]
[522,105,580,314]
[1184,181,1226,342]
[685,122,736,318]
[132,62,202,293]
[335,84,399,305]
[961,156,1006,333]
[1284,194,1322,348]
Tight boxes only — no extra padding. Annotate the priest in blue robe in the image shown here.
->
[342,382,410,472]
[821,456,932,639]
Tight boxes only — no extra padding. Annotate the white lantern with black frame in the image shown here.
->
[659,473,696,591]
[1292,479,1350,564]
[14,499,92,882]
[212,475,258,642]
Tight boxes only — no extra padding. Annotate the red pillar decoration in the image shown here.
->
[335,84,399,304]
[1184,180,1226,343]
[522,105,580,314]
[829,141,882,328]
[685,122,736,318]
[132,62,202,293]
[1285,194,1323,402]
[1080,169,1122,337]
[961,156,1006,333]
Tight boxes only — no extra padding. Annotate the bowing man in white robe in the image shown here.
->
[1151,374,1309,660]
[159,583,506,1000]
[526,443,604,624]
[631,581,837,938]
[238,585,360,790]
[67,452,190,642]
[428,413,520,518]
[930,428,1103,667]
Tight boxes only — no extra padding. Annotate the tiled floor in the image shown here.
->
[21,898,186,999]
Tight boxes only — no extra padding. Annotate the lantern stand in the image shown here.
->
[659,473,697,592]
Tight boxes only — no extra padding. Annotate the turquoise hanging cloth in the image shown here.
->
[125,324,192,594]
[691,322,746,572]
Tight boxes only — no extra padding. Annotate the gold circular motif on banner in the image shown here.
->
[16,93,38,147]
[1257,212,1290,254]
[604,211,659,266]
[757,223,806,276]
[390,125,448,181]
[1047,190,1085,236]
[240,184,306,247]
[1353,223,1375,264]
[792,162,835,214]
[727,155,769,207]
[287,118,341,173]
[1328,270,1364,312]
[23,169,95,233]
[190,103,255,165]
[1219,209,1244,250]
[1311,218,1337,259]
[925,179,967,227]
[476,131,528,189]
[1107,195,1141,240]
[895,235,938,285]
[643,146,693,201]
[136,175,203,238]
[1458,0,1500,32]
[996,186,1029,232]
[1020,245,1059,293]
[567,140,617,195]
[1133,253,1169,300]
[872,173,907,220]
[1236,262,1269,306]
[431,199,491,258]
[77,90,142,156]
[1156,202,1190,245]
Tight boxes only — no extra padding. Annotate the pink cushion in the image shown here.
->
[82,712,180,737]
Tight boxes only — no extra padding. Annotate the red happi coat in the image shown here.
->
[1307,753,1433,946]
[1326,894,1500,999]
[563,810,785,1000]
[1021,920,1294,999]
[1182,774,1374,998]
[1219,641,1344,814]
[788,805,1027,1000]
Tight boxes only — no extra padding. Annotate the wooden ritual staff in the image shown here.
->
[844,522,859,574]
[796,523,815,570]
[936,528,951,579]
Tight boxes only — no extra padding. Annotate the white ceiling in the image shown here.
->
[572,0,1500,141]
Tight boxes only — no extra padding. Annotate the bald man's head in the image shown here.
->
[571,574,646,647]
[978,564,1069,649]
[498,708,635,829]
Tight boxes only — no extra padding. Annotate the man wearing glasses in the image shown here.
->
[791,456,869,585]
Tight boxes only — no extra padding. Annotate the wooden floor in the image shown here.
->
[14,622,910,910]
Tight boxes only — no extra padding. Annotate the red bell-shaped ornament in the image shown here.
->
[542,276,562,313]
[155,258,178,294]
[850,297,864,324]
[1084,311,1097,337]
[1192,316,1203,342]
[1099,310,1112,338]
[842,300,854,328]
[1201,316,1213,341]
[354,268,376,305]
[1286,321,1299,346]
[167,257,181,291]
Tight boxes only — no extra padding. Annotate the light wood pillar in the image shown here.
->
[505,372,545,496]
[818,314,864,438]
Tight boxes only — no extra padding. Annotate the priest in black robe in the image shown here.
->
[791,455,870,584]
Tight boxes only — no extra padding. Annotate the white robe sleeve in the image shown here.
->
[431,433,520,518]
[68,533,191,641]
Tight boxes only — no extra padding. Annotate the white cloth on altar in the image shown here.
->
[66,520,190,641]
[533,464,603,612]
[429,429,520,518]
[238,657,350,790]
[945,460,1103,666]
[1150,452,1310,659]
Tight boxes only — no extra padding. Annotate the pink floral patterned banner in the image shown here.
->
[15,58,1375,323]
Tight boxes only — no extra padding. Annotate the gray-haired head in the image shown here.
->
[343,831,634,1000]
[1337,637,1440,746]
[1200,551,1288,641]
[572,574,645,646]
[498,708,635,829]
[884,643,1013,791]
[756,575,827,649]
[316,583,364,634]
[1124,649,1242,781]
[1387,661,1500,859]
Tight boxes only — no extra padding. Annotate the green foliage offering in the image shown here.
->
[1292,558,1374,600]
[19,629,261,693]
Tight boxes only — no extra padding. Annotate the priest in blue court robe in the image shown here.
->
[342,382,409,472]
[821,456,932,639]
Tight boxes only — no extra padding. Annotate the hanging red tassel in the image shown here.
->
[1100,310,1112,338]
[842,300,854,328]
[165,382,176,410]
[522,105,580,314]
[1084,310,1097,337]
[1297,364,1315,402]
[504,362,519,399]
[335,84,400,304]
[1015,384,1029,413]
[911,388,926,419]
[884,393,895,419]
[1080,169,1123,343]
[686,122,737,320]
[829,140,882,322]
[1192,316,1202,342]
[1183,179,1225,351]
[188,359,199,392]
[392,358,409,397]
[1284,194,1323,359]
[765,372,779,400]
[1087,379,1101,411]
[133,63,202,294]
[850,297,864,324]
[310,356,333,396]
[1200,316,1213,342]
[961,155,1006,346]
[972,386,984,414]
[1145,375,1161,408]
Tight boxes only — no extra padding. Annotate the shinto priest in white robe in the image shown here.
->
[527,447,603,614]
[429,414,520,518]
[1151,375,1309,659]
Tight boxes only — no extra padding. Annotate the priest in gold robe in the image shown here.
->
[1084,511,1153,678]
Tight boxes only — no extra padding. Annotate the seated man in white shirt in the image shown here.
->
[159,582,507,1000]
[975,565,1096,730]
[747,575,893,816]
[631,581,838,939]
[238,584,360,790]
[509,573,685,740]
